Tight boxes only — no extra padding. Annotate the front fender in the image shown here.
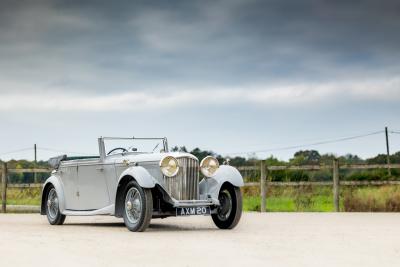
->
[118,166,157,188]
[41,175,66,215]
[199,165,244,200]
[114,166,158,217]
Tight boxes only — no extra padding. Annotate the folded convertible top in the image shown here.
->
[48,155,67,169]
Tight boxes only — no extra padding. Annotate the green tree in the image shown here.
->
[171,146,188,152]
[290,150,321,165]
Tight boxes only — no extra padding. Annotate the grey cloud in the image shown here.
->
[0,0,400,95]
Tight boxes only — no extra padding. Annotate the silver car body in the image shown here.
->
[41,137,244,217]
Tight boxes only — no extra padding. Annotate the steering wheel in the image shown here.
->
[107,147,128,155]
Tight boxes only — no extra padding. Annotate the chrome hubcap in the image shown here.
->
[126,201,133,211]
[47,188,59,220]
[125,187,142,225]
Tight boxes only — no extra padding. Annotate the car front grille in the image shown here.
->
[163,157,199,200]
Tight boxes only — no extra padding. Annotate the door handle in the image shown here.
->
[96,167,104,171]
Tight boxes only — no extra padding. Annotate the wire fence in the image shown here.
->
[227,130,385,155]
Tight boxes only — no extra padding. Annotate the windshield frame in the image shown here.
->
[99,137,169,159]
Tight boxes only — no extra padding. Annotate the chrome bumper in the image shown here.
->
[172,198,220,208]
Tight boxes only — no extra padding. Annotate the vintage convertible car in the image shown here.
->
[41,137,243,232]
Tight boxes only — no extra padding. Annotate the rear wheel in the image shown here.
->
[46,186,66,225]
[212,184,242,229]
[122,181,153,232]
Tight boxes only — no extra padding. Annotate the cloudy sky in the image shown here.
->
[0,0,400,161]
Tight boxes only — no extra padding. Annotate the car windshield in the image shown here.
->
[104,137,167,155]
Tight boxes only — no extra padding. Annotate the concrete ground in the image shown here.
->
[1,213,400,267]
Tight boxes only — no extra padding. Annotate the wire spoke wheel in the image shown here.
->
[125,187,142,225]
[122,181,153,232]
[47,188,59,220]
[45,186,66,225]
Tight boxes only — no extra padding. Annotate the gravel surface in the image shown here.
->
[1,213,400,267]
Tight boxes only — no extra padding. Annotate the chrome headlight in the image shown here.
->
[160,156,179,177]
[200,156,219,177]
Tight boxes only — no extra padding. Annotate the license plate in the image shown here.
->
[176,206,211,216]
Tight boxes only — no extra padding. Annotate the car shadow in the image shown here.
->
[63,222,217,232]
[148,223,217,232]
[64,222,126,228]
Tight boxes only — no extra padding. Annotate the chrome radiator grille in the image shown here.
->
[164,157,199,200]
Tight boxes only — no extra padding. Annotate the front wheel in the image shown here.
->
[45,186,66,225]
[122,181,153,232]
[212,184,242,229]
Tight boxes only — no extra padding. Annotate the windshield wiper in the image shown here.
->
[152,143,160,152]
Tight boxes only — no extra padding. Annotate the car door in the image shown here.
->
[59,163,80,210]
[77,160,111,210]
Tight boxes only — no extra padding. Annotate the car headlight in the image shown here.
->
[160,156,179,177]
[200,156,219,177]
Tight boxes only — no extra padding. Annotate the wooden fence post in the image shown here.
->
[333,159,340,212]
[34,144,38,183]
[2,162,7,213]
[260,160,267,212]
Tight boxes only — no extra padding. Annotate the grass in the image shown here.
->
[344,186,400,211]
[242,185,339,212]
[243,195,336,212]
[4,188,41,206]
[243,196,296,212]
[242,185,400,212]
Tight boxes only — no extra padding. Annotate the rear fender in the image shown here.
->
[41,175,66,215]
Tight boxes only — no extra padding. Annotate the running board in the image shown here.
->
[62,204,115,216]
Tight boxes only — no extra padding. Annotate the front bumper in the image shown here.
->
[152,198,219,218]
[171,198,220,208]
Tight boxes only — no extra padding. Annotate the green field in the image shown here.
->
[242,185,400,212]
[242,185,339,212]
[5,188,41,206]
[243,195,339,212]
